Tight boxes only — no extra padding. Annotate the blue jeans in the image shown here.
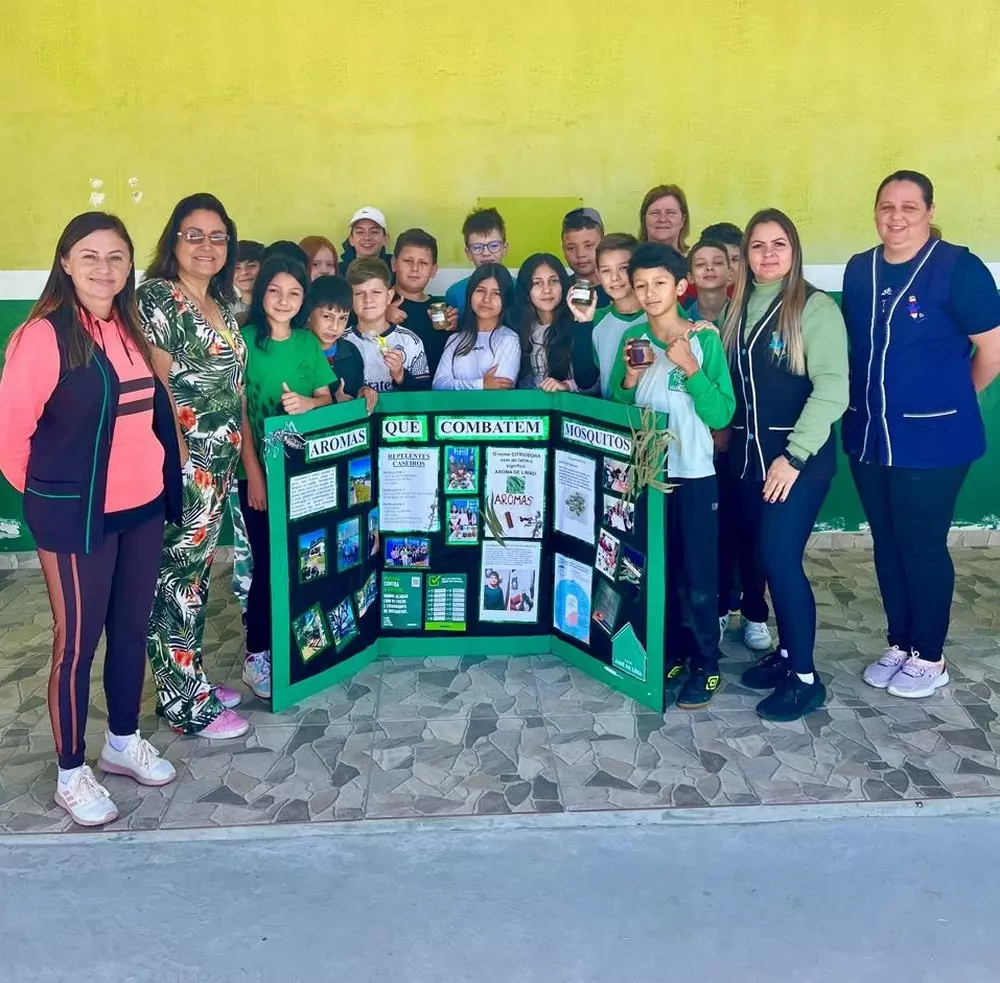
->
[737,476,831,674]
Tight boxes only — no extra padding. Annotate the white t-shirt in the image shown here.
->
[432,326,521,390]
[344,325,429,392]
[592,307,647,398]
[630,331,714,479]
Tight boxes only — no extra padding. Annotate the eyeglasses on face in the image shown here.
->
[177,229,230,245]
[468,240,506,256]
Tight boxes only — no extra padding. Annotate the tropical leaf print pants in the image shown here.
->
[228,486,252,612]
[146,461,233,732]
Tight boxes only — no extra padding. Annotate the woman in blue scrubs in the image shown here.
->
[841,170,1000,699]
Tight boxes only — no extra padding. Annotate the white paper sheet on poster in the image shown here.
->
[378,447,440,532]
[553,449,596,544]
[479,540,541,623]
[288,466,338,521]
[553,553,593,644]
[484,447,546,539]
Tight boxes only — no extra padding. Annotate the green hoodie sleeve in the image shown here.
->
[787,292,850,460]
[608,326,640,403]
[685,328,735,429]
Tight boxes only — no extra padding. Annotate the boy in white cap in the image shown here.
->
[341,206,391,269]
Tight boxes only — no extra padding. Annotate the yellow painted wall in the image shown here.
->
[1,0,999,267]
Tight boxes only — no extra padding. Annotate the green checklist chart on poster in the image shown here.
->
[264,391,668,712]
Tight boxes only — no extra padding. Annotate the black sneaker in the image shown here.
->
[664,657,687,688]
[756,673,826,721]
[741,650,789,690]
[676,666,722,710]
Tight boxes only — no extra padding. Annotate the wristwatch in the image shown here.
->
[782,450,806,471]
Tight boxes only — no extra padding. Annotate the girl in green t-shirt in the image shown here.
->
[238,257,335,700]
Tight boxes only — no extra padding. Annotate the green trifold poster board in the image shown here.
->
[265,391,667,712]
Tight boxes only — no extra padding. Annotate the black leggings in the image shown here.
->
[850,459,969,661]
[238,480,272,654]
[737,476,830,674]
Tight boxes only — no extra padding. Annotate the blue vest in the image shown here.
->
[841,239,984,468]
[729,284,836,482]
[22,306,182,554]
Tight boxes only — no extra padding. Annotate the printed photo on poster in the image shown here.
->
[444,446,479,493]
[367,508,380,556]
[385,536,430,569]
[484,447,546,539]
[595,528,621,580]
[336,516,361,572]
[347,455,373,506]
[292,604,331,663]
[553,553,593,644]
[288,466,338,521]
[479,541,541,623]
[554,449,596,544]
[446,499,480,545]
[592,580,622,636]
[297,529,327,583]
[619,545,645,587]
[603,457,634,495]
[602,494,635,534]
[378,446,440,532]
[355,570,378,619]
[327,596,360,651]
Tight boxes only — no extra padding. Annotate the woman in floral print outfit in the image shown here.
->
[138,193,250,739]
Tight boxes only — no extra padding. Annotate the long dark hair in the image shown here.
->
[16,211,150,371]
[144,192,238,304]
[246,256,311,350]
[453,263,514,358]
[721,208,807,376]
[514,253,574,383]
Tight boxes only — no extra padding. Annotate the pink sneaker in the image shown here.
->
[887,654,949,699]
[862,645,909,689]
[199,709,250,740]
[213,685,242,709]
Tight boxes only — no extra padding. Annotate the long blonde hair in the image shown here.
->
[721,208,807,376]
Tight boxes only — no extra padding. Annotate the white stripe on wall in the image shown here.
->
[2,264,999,301]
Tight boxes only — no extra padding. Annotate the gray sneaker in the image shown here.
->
[862,645,909,689]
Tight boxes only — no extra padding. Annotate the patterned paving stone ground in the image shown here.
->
[1,549,999,834]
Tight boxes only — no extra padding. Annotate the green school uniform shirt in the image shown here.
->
[609,323,735,479]
[240,325,336,472]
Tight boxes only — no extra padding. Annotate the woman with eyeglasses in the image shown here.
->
[138,193,251,740]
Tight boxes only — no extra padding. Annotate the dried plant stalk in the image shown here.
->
[624,406,675,502]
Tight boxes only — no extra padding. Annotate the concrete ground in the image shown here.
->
[1,810,997,983]
[3,549,1000,834]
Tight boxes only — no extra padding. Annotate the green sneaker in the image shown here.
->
[664,657,687,688]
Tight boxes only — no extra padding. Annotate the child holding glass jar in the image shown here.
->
[610,242,735,711]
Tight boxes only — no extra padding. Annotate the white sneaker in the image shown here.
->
[242,651,272,700]
[743,620,773,652]
[54,765,119,827]
[98,732,177,787]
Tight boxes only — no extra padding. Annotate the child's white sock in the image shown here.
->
[796,672,815,684]
[108,732,133,752]
[57,765,83,788]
